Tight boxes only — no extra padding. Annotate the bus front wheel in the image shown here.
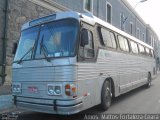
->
[100,80,112,111]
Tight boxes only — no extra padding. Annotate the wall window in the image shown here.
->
[150,35,152,46]
[84,0,93,13]
[120,13,122,30]
[142,33,145,41]
[118,35,129,52]
[99,27,117,49]
[130,22,133,35]
[120,13,126,31]
[137,28,140,39]
[153,37,155,48]
[106,2,112,24]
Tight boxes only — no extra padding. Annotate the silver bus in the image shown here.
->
[12,11,156,115]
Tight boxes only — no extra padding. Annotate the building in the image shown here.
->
[0,0,159,85]
[0,0,7,85]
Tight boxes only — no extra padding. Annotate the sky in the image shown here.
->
[127,0,160,39]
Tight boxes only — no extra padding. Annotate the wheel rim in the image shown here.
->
[105,87,111,106]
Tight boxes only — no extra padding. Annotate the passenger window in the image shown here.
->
[80,29,94,58]
[118,35,129,52]
[138,44,145,55]
[110,32,117,48]
[151,50,155,58]
[146,48,151,56]
[100,27,117,49]
[130,41,138,54]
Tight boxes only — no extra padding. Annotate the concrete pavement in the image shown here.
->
[0,85,15,113]
[0,95,14,113]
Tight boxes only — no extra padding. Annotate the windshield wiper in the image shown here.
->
[17,42,36,64]
[40,35,51,62]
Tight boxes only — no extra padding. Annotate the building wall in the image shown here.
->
[53,0,83,12]
[146,25,159,56]
[4,0,53,85]
[52,0,149,42]
[0,0,5,64]
[104,0,146,41]
[0,0,6,84]
[29,0,158,45]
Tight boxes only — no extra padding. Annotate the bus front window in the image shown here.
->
[14,19,78,63]
[14,26,39,62]
[36,19,78,59]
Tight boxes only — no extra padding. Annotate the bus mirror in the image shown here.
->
[12,42,17,55]
[81,29,89,47]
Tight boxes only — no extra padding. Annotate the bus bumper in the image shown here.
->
[13,96,83,115]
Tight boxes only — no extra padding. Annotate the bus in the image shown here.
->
[12,11,156,115]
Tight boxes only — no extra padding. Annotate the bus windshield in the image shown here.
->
[14,19,79,62]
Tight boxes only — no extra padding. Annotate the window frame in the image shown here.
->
[98,26,117,50]
[120,13,126,31]
[130,40,139,54]
[137,28,140,39]
[117,35,130,52]
[145,47,151,57]
[130,22,133,35]
[83,0,93,13]
[138,44,146,56]
[79,28,95,59]
[151,50,155,58]
[106,2,112,24]
[142,33,145,42]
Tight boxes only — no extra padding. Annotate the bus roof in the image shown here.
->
[21,11,153,50]
[21,11,81,30]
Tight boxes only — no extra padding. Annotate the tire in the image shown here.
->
[146,73,151,88]
[100,80,112,111]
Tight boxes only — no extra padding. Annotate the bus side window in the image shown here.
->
[145,47,151,57]
[151,50,155,58]
[118,35,129,52]
[99,27,117,49]
[80,29,94,58]
[130,41,138,54]
[138,44,145,55]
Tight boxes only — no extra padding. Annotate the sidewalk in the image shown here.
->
[0,85,15,113]
[0,95,14,113]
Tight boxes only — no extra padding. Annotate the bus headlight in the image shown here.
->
[48,85,54,95]
[12,83,21,93]
[47,84,62,95]
[65,84,77,97]
[55,86,61,95]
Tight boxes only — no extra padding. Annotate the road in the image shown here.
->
[2,74,160,120]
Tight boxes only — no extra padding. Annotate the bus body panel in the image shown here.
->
[12,11,156,115]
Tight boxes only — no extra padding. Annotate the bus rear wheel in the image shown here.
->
[100,80,112,111]
[145,73,151,88]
